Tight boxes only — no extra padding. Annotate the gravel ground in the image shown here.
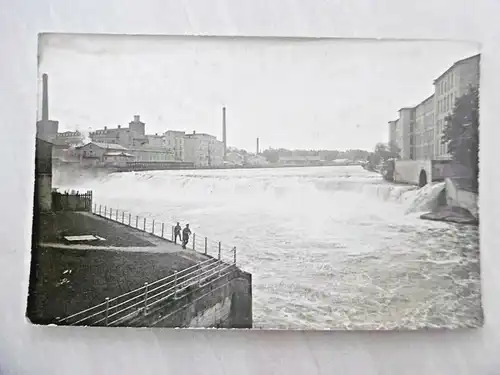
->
[36,211,154,247]
[27,246,199,325]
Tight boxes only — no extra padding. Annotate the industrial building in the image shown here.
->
[389,54,480,162]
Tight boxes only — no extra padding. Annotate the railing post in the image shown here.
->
[161,223,165,238]
[143,282,149,315]
[174,271,178,298]
[104,206,107,216]
[105,297,110,326]
[115,209,118,221]
[99,205,102,215]
[171,226,174,241]
[152,219,155,234]
[94,203,97,213]
[110,208,113,219]
[233,246,236,265]
[143,217,146,231]
[204,237,208,255]
[129,213,131,226]
[198,262,203,286]
[218,242,221,260]
[122,211,125,223]
[136,215,139,228]
[193,233,196,251]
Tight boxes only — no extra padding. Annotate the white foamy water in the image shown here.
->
[53,166,482,330]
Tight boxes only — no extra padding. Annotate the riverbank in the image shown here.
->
[27,211,226,325]
[419,178,479,226]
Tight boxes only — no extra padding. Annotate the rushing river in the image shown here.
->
[54,166,482,330]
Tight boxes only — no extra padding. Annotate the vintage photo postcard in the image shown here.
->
[27,33,481,330]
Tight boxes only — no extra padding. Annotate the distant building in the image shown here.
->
[184,132,224,167]
[56,131,85,147]
[146,134,164,147]
[278,155,322,165]
[245,154,269,166]
[90,115,146,147]
[75,142,133,166]
[102,151,135,166]
[164,130,186,161]
[89,115,170,162]
[225,152,245,166]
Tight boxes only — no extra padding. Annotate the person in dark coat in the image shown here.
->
[174,222,182,243]
[182,224,191,249]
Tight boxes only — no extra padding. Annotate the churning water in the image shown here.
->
[53,166,482,330]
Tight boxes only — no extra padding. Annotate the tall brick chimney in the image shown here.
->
[42,73,49,121]
[222,107,227,159]
[36,73,59,142]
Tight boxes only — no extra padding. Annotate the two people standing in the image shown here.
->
[174,222,191,249]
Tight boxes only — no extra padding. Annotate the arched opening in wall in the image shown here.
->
[418,169,428,188]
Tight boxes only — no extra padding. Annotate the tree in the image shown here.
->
[373,142,399,163]
[441,86,479,190]
[387,141,401,160]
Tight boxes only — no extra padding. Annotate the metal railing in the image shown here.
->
[57,204,239,326]
[91,203,238,264]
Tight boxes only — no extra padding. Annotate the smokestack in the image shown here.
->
[42,73,49,121]
[36,73,59,142]
[222,107,227,159]
[256,137,260,155]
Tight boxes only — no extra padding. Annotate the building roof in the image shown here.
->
[433,53,480,84]
[104,151,135,157]
[420,93,435,104]
[185,132,216,138]
[91,127,129,135]
[398,107,415,112]
[77,142,128,151]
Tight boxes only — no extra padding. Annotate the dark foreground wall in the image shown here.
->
[124,268,253,329]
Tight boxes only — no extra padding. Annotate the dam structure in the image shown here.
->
[27,73,252,328]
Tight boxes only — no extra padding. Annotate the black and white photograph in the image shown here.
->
[27,33,481,330]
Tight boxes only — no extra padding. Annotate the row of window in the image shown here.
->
[437,71,455,95]
[437,92,455,114]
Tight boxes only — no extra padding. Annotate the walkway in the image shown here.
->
[29,211,210,324]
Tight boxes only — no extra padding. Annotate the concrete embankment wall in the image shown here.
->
[445,178,479,219]
[394,159,457,186]
[394,160,432,185]
[126,268,252,328]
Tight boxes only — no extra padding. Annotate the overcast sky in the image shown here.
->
[38,34,479,151]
